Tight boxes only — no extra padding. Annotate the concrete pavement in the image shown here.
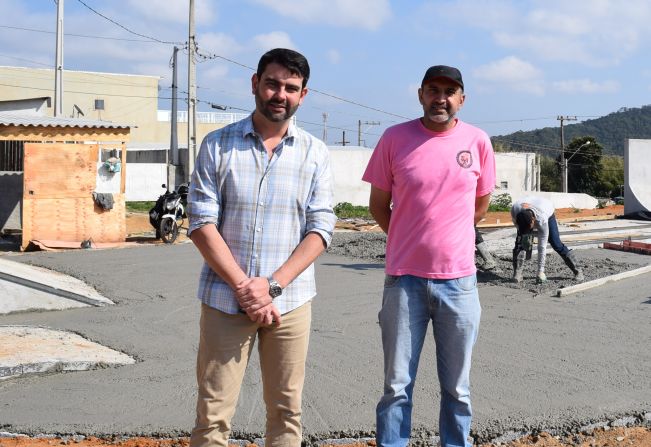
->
[0,221,650,443]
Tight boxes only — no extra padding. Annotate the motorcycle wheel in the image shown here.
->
[159,217,179,244]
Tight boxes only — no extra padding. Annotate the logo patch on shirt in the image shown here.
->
[456,150,473,168]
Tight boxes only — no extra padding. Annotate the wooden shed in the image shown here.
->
[0,113,130,250]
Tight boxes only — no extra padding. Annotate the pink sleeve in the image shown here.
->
[362,133,393,192]
[476,134,496,197]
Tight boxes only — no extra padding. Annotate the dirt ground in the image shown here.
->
[8,204,645,446]
[478,205,624,227]
[126,205,626,237]
[1,425,650,447]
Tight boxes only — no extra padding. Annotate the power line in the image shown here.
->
[0,24,169,43]
[0,70,161,88]
[189,95,382,138]
[193,46,411,121]
[75,0,185,45]
[0,81,170,99]
[0,53,51,67]
[470,116,556,125]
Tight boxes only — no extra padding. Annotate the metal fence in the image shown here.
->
[0,140,24,172]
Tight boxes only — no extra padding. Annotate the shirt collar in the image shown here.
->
[242,113,297,142]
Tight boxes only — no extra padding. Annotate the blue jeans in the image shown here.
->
[376,274,481,447]
[547,214,570,257]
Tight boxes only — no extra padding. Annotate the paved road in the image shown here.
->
[0,243,650,442]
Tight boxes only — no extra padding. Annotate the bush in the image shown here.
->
[126,201,156,213]
[488,193,512,212]
[333,202,373,219]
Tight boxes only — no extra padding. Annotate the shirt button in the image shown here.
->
[256,227,261,232]
[259,202,264,206]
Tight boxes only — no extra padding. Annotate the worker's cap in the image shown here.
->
[515,209,535,235]
[421,65,464,90]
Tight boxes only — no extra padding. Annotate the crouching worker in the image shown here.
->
[511,196,584,283]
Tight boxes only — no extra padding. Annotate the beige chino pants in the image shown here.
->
[190,301,312,447]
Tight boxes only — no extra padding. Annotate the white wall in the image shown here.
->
[624,139,651,214]
[125,164,167,201]
[494,152,537,197]
[123,147,598,210]
[328,146,373,206]
[509,191,598,210]
[328,147,540,206]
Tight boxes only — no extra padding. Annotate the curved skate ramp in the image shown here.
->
[625,139,651,215]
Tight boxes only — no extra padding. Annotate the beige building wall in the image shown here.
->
[0,65,229,145]
[150,120,228,149]
[0,66,160,142]
[0,66,260,148]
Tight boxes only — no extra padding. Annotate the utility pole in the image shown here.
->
[53,0,64,117]
[322,112,328,143]
[169,46,179,190]
[187,0,197,182]
[335,131,350,146]
[557,115,577,193]
[357,120,380,146]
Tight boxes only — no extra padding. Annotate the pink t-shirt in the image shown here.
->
[362,119,496,279]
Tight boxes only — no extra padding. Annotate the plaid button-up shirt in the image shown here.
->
[187,114,336,315]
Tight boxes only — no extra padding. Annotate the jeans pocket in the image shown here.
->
[384,274,401,288]
[454,274,477,291]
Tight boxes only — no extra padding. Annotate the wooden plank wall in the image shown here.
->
[22,196,126,246]
[21,143,126,248]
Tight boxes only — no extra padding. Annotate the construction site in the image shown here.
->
[0,201,650,447]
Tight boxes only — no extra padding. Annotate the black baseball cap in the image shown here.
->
[421,65,464,90]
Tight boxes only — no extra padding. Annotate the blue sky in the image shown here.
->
[1,0,651,147]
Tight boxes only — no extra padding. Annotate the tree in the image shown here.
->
[540,154,561,192]
[565,136,602,195]
[596,155,624,197]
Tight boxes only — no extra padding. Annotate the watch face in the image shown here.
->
[269,280,282,298]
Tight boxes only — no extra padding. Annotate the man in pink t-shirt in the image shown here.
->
[362,65,496,447]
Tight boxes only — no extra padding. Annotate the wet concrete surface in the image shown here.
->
[0,234,649,443]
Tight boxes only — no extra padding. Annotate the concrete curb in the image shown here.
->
[0,258,112,308]
[556,264,651,296]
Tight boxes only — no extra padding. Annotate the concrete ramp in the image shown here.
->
[0,326,135,380]
[625,139,651,215]
[0,257,113,315]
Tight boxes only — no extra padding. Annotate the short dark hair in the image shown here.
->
[257,48,310,88]
[515,209,535,234]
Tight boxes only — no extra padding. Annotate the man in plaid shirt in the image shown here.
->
[187,48,336,447]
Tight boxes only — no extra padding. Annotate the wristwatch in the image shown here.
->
[268,277,283,299]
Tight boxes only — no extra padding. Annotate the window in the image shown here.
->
[0,140,24,171]
[94,99,105,110]
[500,181,509,189]
[99,147,121,162]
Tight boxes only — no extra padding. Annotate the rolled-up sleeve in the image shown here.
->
[187,134,221,237]
[305,143,336,247]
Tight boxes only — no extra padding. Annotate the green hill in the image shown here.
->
[491,104,651,156]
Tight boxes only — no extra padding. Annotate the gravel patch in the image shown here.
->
[328,232,639,295]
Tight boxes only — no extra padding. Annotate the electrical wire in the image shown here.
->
[193,46,411,121]
[0,53,51,67]
[0,81,171,99]
[0,24,173,44]
[74,0,185,45]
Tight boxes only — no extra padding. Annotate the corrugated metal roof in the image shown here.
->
[0,112,131,129]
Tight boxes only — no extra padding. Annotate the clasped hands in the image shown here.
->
[235,277,281,326]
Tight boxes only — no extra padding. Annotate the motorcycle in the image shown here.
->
[149,183,189,244]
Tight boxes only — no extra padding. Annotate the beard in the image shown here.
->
[424,107,455,124]
[255,91,299,122]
